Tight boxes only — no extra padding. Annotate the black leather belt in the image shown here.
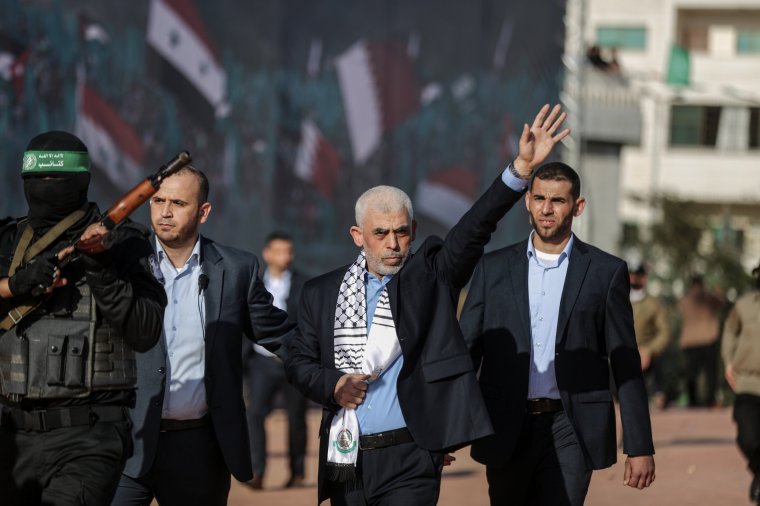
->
[526,398,563,415]
[0,405,126,432]
[160,413,211,432]
[359,427,413,450]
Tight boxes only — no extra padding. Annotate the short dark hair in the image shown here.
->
[529,162,581,200]
[265,231,293,246]
[177,165,209,204]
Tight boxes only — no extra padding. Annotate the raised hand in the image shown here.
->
[514,104,570,178]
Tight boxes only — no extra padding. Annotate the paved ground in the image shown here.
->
[224,406,751,505]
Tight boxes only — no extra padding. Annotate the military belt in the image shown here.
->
[0,404,126,432]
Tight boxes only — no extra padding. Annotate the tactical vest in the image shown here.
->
[0,220,137,402]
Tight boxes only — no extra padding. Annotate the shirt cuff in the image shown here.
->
[501,163,529,192]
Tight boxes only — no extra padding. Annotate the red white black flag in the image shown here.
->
[147,0,229,121]
[335,40,420,165]
[75,83,145,191]
[294,119,341,200]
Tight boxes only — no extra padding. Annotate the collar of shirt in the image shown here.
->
[155,237,202,279]
[526,231,574,268]
[263,269,293,312]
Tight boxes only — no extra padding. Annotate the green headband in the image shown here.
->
[21,150,91,175]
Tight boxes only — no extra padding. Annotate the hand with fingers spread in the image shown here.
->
[623,455,655,489]
[513,103,571,178]
[333,373,371,409]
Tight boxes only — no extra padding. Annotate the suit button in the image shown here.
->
[158,367,166,374]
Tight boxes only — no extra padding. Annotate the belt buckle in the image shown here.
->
[526,399,542,415]
[8,308,24,325]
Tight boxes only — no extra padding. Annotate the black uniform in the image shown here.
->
[0,204,166,505]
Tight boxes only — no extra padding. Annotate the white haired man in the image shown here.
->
[286,105,569,505]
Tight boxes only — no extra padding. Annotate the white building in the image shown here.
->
[566,0,760,273]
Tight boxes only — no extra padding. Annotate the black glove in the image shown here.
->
[8,250,58,298]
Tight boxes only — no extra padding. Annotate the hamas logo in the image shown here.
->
[334,428,356,454]
[22,152,37,172]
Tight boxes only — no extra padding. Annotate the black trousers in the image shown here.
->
[682,342,719,407]
[327,441,445,506]
[0,419,131,506]
[486,411,592,506]
[734,393,760,475]
[111,424,230,506]
[245,352,307,477]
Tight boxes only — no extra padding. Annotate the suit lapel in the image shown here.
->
[201,237,224,357]
[556,238,590,344]
[508,242,532,348]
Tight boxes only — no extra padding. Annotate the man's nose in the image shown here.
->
[387,233,399,250]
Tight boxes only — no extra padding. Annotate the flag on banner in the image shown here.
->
[294,119,341,200]
[147,0,228,121]
[415,167,478,229]
[75,83,145,190]
[335,40,420,165]
[0,34,29,100]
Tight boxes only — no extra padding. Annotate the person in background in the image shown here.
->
[722,260,760,505]
[678,276,723,407]
[244,231,308,490]
[630,263,670,407]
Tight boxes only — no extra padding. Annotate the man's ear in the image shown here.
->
[573,197,586,217]
[199,202,212,223]
[349,226,364,248]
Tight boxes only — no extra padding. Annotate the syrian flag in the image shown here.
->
[75,83,145,191]
[415,167,478,229]
[335,40,420,165]
[294,119,341,200]
[147,0,228,122]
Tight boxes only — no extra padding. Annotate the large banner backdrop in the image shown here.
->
[0,0,566,274]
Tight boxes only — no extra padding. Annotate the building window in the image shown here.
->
[597,27,647,50]
[737,30,760,54]
[669,105,721,147]
[750,108,760,149]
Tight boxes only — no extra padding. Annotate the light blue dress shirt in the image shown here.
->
[501,163,530,192]
[356,272,407,435]
[156,238,208,420]
[526,232,574,400]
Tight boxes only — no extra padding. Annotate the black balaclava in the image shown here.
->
[21,131,91,232]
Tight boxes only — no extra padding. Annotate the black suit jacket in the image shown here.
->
[123,236,293,482]
[460,237,654,470]
[285,176,523,503]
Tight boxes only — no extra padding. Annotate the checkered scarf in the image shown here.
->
[327,251,401,477]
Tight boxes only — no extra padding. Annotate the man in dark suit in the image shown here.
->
[243,231,309,489]
[286,104,569,505]
[460,162,656,506]
[111,166,294,506]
